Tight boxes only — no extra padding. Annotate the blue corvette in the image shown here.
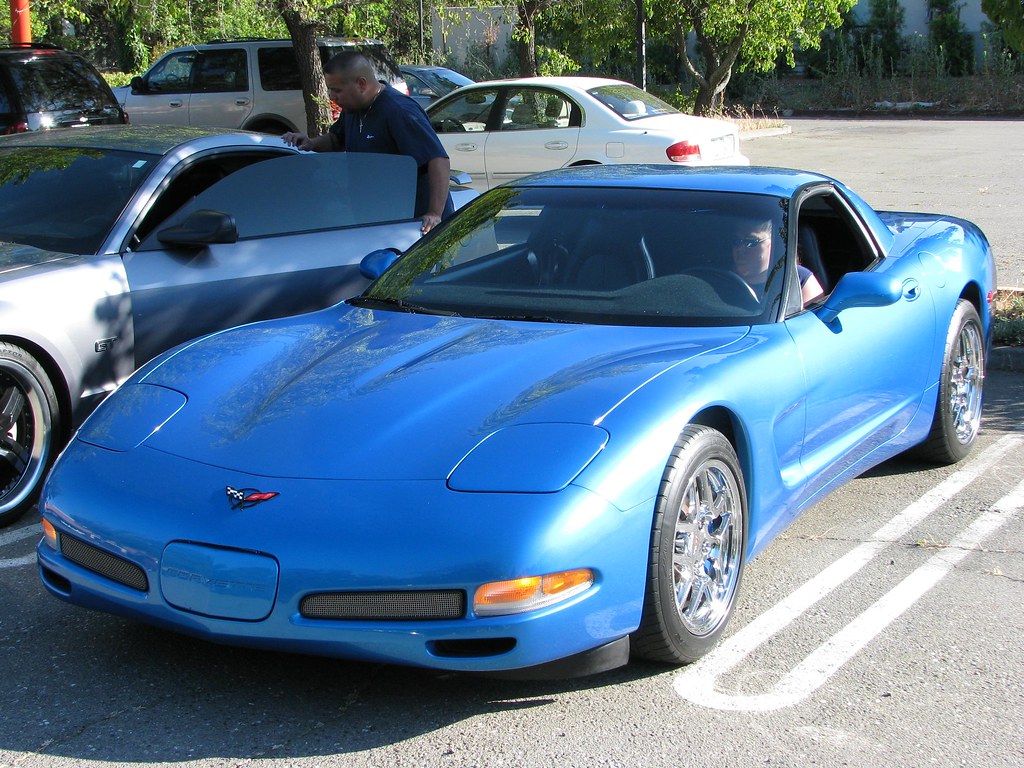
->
[37,166,994,677]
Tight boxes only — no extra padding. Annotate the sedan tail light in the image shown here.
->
[666,140,702,162]
[3,122,29,135]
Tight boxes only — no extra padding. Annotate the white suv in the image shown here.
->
[118,38,404,134]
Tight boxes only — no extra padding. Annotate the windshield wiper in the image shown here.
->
[348,295,460,316]
[479,314,583,324]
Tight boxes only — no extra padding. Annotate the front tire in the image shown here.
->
[917,299,985,464]
[0,343,60,526]
[632,425,747,664]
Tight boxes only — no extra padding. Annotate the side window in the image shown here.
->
[404,71,430,98]
[0,79,10,112]
[193,49,249,93]
[133,154,279,248]
[144,52,196,94]
[429,89,497,133]
[795,191,878,304]
[258,47,301,91]
[502,89,575,131]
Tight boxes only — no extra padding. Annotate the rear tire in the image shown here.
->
[0,343,60,526]
[632,425,746,664]
[917,299,985,464]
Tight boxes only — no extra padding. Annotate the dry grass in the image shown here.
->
[993,289,1024,347]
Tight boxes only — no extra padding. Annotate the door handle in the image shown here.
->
[168,100,183,108]
[455,143,478,152]
[902,278,921,301]
[235,98,250,106]
[545,141,569,150]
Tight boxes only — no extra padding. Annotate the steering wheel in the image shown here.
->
[679,268,761,311]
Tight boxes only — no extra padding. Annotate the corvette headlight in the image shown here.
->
[448,423,608,493]
[77,383,186,451]
[474,568,594,616]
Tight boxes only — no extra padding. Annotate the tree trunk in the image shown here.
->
[277,1,331,136]
[515,5,538,77]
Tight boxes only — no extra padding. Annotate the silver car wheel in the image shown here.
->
[672,458,744,637]
[633,425,747,664]
[947,318,984,446]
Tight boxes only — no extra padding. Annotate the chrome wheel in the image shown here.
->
[633,425,747,664]
[672,458,744,637]
[947,318,984,446]
[0,343,58,526]
[918,300,985,465]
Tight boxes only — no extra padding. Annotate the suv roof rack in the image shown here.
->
[204,37,280,44]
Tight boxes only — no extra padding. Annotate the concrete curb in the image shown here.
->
[738,125,792,140]
[990,345,1024,373]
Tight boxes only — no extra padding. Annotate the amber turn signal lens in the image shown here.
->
[42,518,58,550]
[474,568,594,616]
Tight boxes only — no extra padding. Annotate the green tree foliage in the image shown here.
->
[647,0,856,114]
[928,0,975,74]
[983,0,1024,53]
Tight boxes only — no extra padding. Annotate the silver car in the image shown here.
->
[0,125,475,524]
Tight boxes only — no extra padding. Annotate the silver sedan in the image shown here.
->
[0,125,474,524]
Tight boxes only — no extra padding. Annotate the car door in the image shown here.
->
[123,50,195,125]
[122,152,424,365]
[428,87,498,190]
[481,87,581,188]
[783,185,934,496]
[187,48,253,129]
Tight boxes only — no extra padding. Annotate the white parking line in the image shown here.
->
[673,435,1023,711]
[0,522,41,569]
[0,523,40,548]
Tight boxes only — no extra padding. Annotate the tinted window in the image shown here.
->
[257,46,302,91]
[364,186,787,327]
[145,152,417,244]
[6,54,122,125]
[0,146,156,253]
[194,49,248,93]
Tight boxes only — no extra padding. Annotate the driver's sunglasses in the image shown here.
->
[734,236,769,249]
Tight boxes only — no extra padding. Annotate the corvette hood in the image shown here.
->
[93,308,749,480]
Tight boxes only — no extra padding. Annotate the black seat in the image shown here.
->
[797,224,829,293]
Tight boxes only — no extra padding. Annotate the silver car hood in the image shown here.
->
[0,241,77,277]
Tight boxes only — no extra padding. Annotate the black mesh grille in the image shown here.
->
[60,535,148,592]
[300,590,466,621]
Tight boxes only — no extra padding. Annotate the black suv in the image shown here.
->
[0,43,127,134]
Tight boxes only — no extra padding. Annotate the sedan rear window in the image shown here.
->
[588,84,678,121]
[0,146,155,253]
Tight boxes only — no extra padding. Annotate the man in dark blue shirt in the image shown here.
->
[282,52,453,234]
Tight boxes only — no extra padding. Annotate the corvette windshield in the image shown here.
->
[0,146,155,253]
[361,185,788,327]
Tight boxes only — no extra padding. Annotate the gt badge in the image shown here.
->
[226,486,279,509]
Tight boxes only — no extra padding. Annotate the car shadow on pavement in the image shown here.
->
[0,589,670,764]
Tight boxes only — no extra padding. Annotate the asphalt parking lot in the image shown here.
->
[1,118,1021,768]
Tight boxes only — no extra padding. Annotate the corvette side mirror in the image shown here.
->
[360,248,402,280]
[816,271,903,325]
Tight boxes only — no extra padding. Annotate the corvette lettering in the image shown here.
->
[161,566,268,595]
[225,486,279,509]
